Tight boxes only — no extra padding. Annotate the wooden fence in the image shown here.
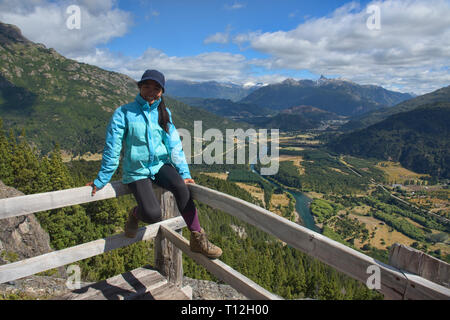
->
[0,181,449,300]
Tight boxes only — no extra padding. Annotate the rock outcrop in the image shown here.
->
[0,22,31,45]
[0,180,53,265]
[183,277,248,300]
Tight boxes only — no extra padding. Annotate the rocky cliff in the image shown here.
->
[0,180,52,264]
[0,22,31,45]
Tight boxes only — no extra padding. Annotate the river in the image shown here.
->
[249,164,319,232]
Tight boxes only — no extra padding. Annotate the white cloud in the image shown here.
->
[224,2,246,10]
[0,0,131,56]
[204,31,230,45]
[233,0,450,94]
[204,25,233,45]
[74,47,252,84]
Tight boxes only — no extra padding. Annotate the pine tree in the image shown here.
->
[13,130,41,194]
[0,118,13,185]
[46,143,74,191]
[84,198,125,237]
[35,156,52,193]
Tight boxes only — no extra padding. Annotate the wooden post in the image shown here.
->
[389,243,450,289]
[154,186,183,287]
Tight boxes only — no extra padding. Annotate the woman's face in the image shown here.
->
[139,80,163,105]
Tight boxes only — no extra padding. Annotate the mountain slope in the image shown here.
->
[240,77,412,116]
[165,79,260,101]
[0,22,251,155]
[329,102,450,178]
[343,85,450,131]
[317,77,413,107]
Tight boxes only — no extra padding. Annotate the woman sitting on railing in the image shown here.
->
[86,69,222,259]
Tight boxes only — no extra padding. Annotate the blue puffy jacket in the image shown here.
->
[93,94,191,189]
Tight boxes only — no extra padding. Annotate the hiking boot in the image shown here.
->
[190,228,222,259]
[124,207,139,238]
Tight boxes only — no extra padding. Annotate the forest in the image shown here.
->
[259,148,385,194]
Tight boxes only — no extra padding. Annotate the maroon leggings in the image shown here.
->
[127,163,201,232]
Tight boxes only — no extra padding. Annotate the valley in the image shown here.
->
[271,137,448,259]
[194,130,449,263]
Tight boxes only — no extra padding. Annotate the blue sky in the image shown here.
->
[105,0,371,80]
[109,1,360,57]
[0,0,449,94]
[101,0,359,81]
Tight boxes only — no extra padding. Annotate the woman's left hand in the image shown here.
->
[184,178,195,184]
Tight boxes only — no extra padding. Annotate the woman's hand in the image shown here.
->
[184,178,195,184]
[86,181,98,196]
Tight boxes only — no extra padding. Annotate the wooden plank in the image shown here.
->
[0,181,133,220]
[402,272,450,300]
[137,282,191,300]
[389,243,450,288]
[187,183,450,300]
[59,266,168,300]
[160,225,282,300]
[155,190,183,287]
[0,217,186,284]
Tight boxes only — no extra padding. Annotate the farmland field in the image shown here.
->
[376,161,429,184]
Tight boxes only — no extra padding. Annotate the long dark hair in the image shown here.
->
[158,96,171,134]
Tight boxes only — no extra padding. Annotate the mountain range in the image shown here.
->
[326,77,450,179]
[343,85,450,131]
[166,76,414,118]
[239,76,413,116]
[165,79,262,101]
[329,102,450,178]
[171,76,416,129]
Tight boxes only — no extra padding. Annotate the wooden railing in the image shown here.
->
[0,181,449,300]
